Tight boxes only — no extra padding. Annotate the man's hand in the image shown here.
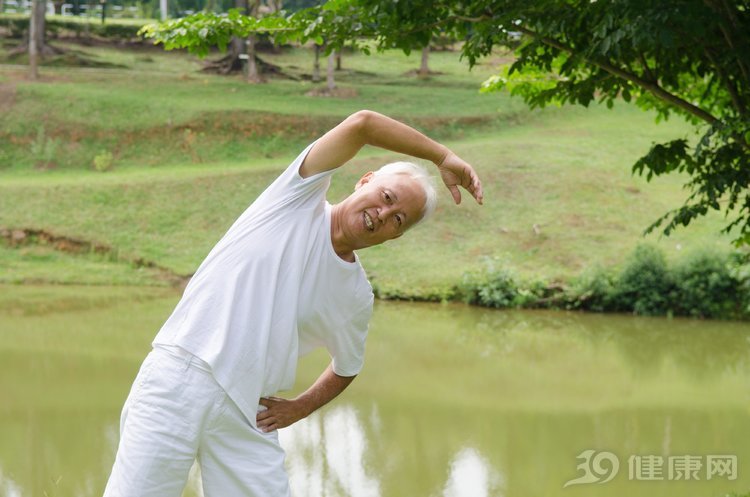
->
[256,364,356,432]
[437,151,484,205]
[256,396,308,433]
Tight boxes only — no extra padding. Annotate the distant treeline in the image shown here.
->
[0,14,146,40]
[378,245,750,321]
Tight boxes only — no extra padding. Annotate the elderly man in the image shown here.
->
[103,110,483,497]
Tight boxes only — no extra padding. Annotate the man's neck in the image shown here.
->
[330,204,356,263]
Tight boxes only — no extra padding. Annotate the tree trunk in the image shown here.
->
[159,0,167,20]
[326,50,336,91]
[34,0,46,53]
[0,0,5,14]
[336,50,341,70]
[29,0,39,80]
[246,35,262,83]
[419,44,430,78]
[245,0,262,83]
[312,44,321,82]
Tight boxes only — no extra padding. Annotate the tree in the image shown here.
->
[313,0,750,245]
[27,0,50,79]
[246,0,265,82]
[312,42,321,82]
[28,0,41,80]
[140,1,750,245]
[418,43,429,78]
[326,48,335,90]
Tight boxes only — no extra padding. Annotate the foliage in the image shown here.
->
[138,9,288,56]
[611,244,674,316]
[331,0,750,245]
[671,251,740,318]
[136,1,750,245]
[567,267,616,313]
[93,150,114,172]
[199,0,750,247]
[459,260,520,308]
[30,126,60,169]
[458,246,750,320]
[0,14,148,40]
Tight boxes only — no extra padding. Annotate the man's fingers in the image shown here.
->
[473,179,484,205]
[449,185,462,205]
[256,409,272,420]
[258,418,277,432]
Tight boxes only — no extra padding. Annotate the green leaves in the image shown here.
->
[139,0,750,244]
[138,9,287,57]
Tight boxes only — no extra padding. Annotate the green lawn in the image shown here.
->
[0,42,735,295]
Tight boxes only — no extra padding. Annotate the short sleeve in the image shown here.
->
[327,294,374,377]
[224,141,334,235]
[252,140,335,210]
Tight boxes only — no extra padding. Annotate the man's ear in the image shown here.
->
[354,171,375,190]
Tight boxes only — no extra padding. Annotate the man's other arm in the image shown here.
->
[256,364,355,432]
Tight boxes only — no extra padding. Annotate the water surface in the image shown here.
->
[0,285,748,497]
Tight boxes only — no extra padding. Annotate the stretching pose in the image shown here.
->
[103,110,483,496]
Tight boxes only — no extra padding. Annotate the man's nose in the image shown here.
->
[377,206,394,222]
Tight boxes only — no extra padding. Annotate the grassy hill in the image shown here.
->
[0,42,735,296]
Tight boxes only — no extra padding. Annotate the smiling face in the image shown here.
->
[331,172,428,257]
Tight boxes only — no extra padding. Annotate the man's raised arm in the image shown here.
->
[300,110,483,205]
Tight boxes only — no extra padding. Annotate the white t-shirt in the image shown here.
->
[153,142,374,428]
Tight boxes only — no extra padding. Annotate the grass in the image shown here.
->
[0,41,737,295]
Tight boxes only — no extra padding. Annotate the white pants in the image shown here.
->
[103,346,291,497]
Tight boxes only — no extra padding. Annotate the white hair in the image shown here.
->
[372,161,438,225]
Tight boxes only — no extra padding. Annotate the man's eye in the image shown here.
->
[396,215,402,226]
[384,192,391,202]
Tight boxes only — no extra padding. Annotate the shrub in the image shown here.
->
[457,247,749,320]
[611,245,674,316]
[729,252,750,318]
[0,15,146,41]
[30,126,60,169]
[458,259,520,308]
[92,150,114,172]
[672,251,740,318]
[568,267,616,312]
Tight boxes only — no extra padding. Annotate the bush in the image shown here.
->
[568,267,616,312]
[457,246,749,320]
[611,245,674,316]
[0,15,147,41]
[458,259,520,308]
[30,126,60,169]
[671,251,740,318]
[92,150,114,172]
[729,252,750,317]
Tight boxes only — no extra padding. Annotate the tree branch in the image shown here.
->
[703,46,746,116]
[703,0,750,87]
[513,25,720,125]
[638,52,656,84]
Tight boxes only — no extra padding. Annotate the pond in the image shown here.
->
[1,284,748,497]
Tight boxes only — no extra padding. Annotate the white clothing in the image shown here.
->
[103,346,291,497]
[152,143,374,429]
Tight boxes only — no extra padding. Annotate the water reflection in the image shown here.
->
[281,407,506,497]
[0,467,23,497]
[281,406,380,497]
[1,286,749,497]
[441,447,504,497]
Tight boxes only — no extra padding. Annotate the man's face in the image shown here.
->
[339,172,427,250]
